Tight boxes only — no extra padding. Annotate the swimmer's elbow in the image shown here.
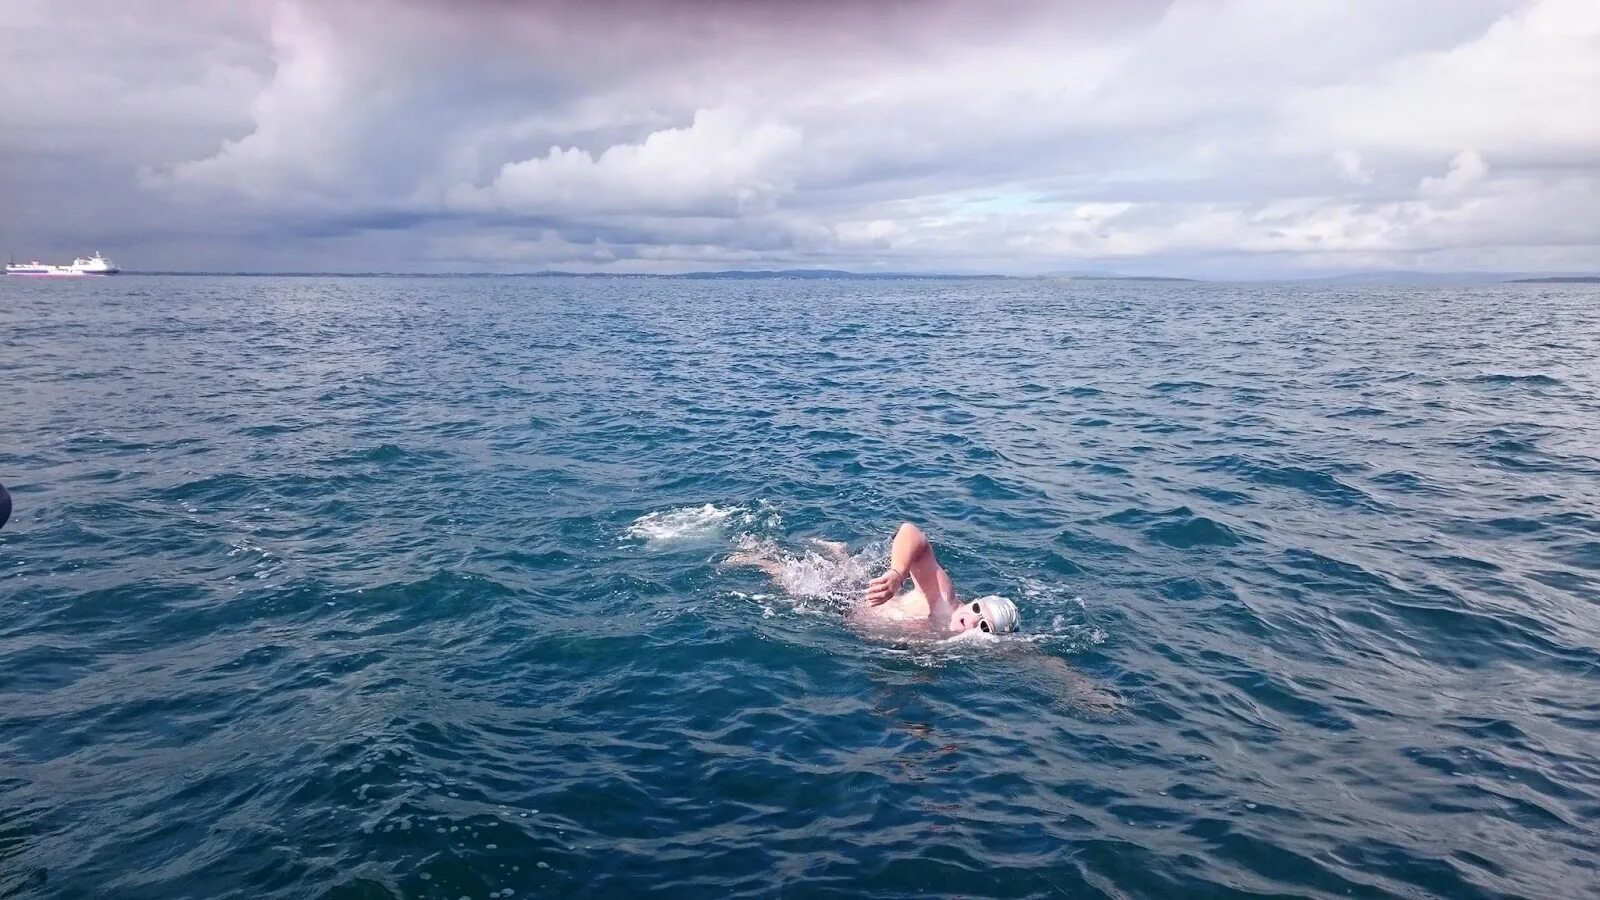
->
[895,522,929,557]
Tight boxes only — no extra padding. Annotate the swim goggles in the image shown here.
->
[970,601,993,633]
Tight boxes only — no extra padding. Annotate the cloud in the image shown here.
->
[1289,0,1600,164]
[1,0,1596,274]
[1419,151,1490,198]
[1333,151,1373,186]
[451,108,804,217]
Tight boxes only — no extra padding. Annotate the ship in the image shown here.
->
[6,252,121,276]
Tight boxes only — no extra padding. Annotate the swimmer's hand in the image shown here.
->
[865,567,905,606]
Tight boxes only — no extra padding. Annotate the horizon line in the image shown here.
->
[80,269,1600,284]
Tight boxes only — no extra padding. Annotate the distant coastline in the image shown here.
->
[131,269,1006,280]
[1507,276,1600,284]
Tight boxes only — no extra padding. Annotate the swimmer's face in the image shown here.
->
[948,602,991,634]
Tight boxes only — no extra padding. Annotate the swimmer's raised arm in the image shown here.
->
[865,522,955,609]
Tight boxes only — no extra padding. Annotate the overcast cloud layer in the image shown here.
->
[2,0,1596,275]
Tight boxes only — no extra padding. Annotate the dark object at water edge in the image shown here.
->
[0,482,10,530]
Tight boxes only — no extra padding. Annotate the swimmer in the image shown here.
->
[726,522,1117,712]
[728,522,1019,635]
[865,522,1019,635]
[866,528,1116,711]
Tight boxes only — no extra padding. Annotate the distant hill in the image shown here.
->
[1056,275,1199,282]
[668,269,1001,280]
[1507,275,1600,284]
[1038,269,1199,281]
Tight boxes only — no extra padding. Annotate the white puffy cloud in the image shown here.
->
[450,108,804,217]
[1419,151,1490,198]
[1,0,1595,274]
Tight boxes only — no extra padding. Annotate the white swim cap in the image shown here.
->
[973,595,1020,634]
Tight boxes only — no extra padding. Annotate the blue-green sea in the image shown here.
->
[2,276,1598,899]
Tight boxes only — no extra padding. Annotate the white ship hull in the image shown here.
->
[6,252,120,276]
[5,268,119,276]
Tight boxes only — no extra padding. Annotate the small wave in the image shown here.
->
[627,503,773,544]
[323,443,447,466]
[1469,373,1563,386]
[1197,454,1375,509]
[1153,516,1242,549]
[349,443,407,463]
[238,423,308,437]
[1102,505,1245,548]
[960,473,1031,501]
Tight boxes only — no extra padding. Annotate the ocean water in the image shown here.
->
[2,275,1598,899]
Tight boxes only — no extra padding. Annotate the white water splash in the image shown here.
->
[727,533,885,601]
[1009,595,1107,652]
[627,503,777,544]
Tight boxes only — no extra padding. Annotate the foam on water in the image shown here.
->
[727,533,884,599]
[625,502,774,544]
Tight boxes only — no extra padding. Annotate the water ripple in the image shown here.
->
[3,277,1599,898]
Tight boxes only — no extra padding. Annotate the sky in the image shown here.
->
[1,0,1597,276]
